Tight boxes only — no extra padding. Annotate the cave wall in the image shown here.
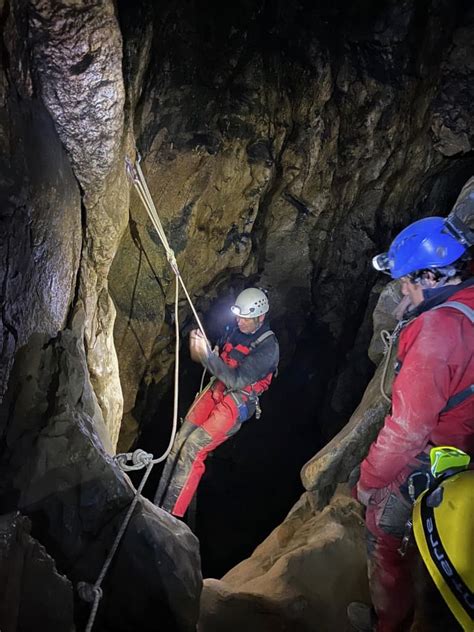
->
[0,4,82,400]
[111,0,474,446]
[108,0,474,575]
[1,0,474,626]
[1,0,135,447]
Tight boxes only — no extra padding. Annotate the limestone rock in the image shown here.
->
[0,101,81,398]
[368,280,403,366]
[28,0,131,446]
[432,7,474,157]
[29,0,125,198]
[199,490,369,632]
[0,323,201,632]
[450,175,474,228]
[301,362,390,509]
[300,275,404,507]
[0,512,74,632]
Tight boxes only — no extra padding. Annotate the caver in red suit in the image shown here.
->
[353,216,474,632]
[155,289,279,518]
[358,281,474,631]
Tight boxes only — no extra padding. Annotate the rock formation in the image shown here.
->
[0,0,473,630]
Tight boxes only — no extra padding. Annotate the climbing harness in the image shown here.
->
[222,328,277,421]
[379,299,474,405]
[78,153,212,632]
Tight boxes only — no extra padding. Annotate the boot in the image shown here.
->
[347,602,376,632]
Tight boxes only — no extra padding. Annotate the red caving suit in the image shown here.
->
[358,280,474,631]
[155,320,279,517]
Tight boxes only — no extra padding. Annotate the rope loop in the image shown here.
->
[77,582,103,603]
[380,329,392,355]
[114,452,131,470]
[166,250,179,274]
[114,449,154,472]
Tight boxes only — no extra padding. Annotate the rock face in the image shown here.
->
[0,512,74,632]
[301,280,400,509]
[200,489,369,632]
[198,281,400,629]
[0,319,202,632]
[0,42,81,399]
[1,0,474,628]
[111,0,474,453]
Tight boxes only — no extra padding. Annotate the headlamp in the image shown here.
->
[372,253,391,274]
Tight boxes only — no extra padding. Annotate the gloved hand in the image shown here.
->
[190,329,209,362]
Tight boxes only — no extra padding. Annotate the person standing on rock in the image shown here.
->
[348,216,474,632]
[154,288,279,518]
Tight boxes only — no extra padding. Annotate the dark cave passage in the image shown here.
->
[129,145,474,575]
[131,295,324,578]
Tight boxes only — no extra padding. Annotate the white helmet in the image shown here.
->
[231,288,269,318]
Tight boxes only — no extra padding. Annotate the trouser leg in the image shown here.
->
[366,491,415,632]
[154,420,196,506]
[154,389,216,507]
[161,395,240,517]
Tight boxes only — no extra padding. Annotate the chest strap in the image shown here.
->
[249,329,275,348]
[430,301,474,414]
[441,384,474,414]
[430,301,474,323]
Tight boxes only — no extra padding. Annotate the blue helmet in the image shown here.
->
[375,217,467,279]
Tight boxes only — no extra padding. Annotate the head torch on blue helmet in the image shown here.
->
[372,216,468,279]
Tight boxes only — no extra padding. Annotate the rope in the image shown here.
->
[379,319,408,404]
[79,152,206,631]
[379,329,393,404]
[79,461,154,632]
[125,155,211,351]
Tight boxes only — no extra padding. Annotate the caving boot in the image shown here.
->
[347,602,376,632]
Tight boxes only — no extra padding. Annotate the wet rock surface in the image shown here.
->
[1,0,474,629]
[29,0,125,198]
[0,512,74,632]
[0,319,201,631]
[0,60,81,399]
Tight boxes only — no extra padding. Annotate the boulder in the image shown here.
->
[0,316,202,632]
[199,489,369,632]
[0,512,74,632]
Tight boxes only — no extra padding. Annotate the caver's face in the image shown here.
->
[400,271,437,307]
[236,315,264,334]
[400,276,425,306]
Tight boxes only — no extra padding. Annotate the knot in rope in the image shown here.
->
[114,449,154,472]
[166,250,179,276]
[132,449,153,468]
[77,582,103,604]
